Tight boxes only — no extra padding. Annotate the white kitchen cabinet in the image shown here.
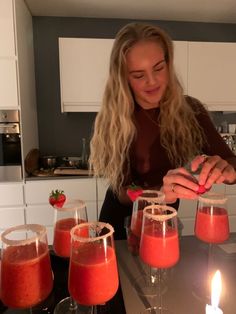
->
[173,41,188,94]
[0,59,18,108]
[58,38,113,112]
[24,178,98,244]
[0,0,15,57]
[188,42,236,110]
[58,38,189,112]
[0,182,25,237]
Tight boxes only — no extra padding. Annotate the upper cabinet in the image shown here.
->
[59,38,113,112]
[173,41,188,94]
[188,42,236,110]
[0,0,15,57]
[58,37,236,112]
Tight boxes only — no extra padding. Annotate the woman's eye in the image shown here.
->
[154,66,164,72]
[132,74,144,79]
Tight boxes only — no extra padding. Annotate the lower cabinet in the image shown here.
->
[0,182,25,236]
[24,178,103,245]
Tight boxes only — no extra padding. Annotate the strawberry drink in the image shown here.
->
[69,243,118,305]
[195,206,229,243]
[140,226,179,268]
[131,209,143,238]
[69,222,119,306]
[53,217,86,257]
[1,224,53,309]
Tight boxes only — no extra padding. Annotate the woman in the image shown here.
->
[90,22,236,240]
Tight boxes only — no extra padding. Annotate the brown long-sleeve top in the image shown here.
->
[127,96,236,190]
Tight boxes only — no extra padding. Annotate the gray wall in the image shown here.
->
[33,17,236,157]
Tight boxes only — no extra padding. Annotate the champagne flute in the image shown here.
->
[1,224,53,311]
[193,192,229,301]
[53,199,88,313]
[139,204,179,313]
[68,222,119,313]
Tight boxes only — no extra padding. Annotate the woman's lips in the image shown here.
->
[145,87,160,94]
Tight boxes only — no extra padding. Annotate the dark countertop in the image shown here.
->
[115,234,236,314]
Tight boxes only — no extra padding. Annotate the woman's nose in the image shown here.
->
[146,73,157,85]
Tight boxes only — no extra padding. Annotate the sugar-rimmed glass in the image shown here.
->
[68,222,119,312]
[1,224,53,311]
[139,204,179,313]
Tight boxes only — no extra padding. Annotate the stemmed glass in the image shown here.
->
[130,191,166,300]
[193,192,229,301]
[68,222,119,313]
[53,199,88,313]
[1,224,53,311]
[139,204,179,313]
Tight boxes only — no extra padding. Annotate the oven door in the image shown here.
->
[0,133,22,166]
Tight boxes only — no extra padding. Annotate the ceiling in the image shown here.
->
[25,0,236,24]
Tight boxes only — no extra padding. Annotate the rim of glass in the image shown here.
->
[136,189,165,202]
[54,199,86,211]
[1,224,46,246]
[143,204,177,221]
[198,192,227,205]
[71,221,114,242]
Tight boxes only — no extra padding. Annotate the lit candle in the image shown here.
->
[205,270,223,314]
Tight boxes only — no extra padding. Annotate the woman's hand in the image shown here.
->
[162,167,200,203]
[191,154,236,188]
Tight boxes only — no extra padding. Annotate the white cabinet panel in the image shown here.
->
[25,178,96,204]
[0,0,15,57]
[0,207,25,230]
[59,38,113,112]
[0,59,18,109]
[188,42,236,109]
[173,41,188,94]
[0,183,24,207]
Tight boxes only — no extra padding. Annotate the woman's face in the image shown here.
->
[126,40,169,109]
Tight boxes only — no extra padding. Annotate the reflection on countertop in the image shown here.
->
[0,166,22,182]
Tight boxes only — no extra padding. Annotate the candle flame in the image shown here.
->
[211,270,222,308]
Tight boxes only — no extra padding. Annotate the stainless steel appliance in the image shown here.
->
[0,110,21,166]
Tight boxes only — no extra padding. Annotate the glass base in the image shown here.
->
[53,297,92,314]
[192,279,210,303]
[141,306,173,314]
[134,274,168,297]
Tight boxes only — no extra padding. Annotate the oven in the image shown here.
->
[0,110,22,166]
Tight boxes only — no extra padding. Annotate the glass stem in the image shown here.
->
[69,296,78,311]
[158,269,163,313]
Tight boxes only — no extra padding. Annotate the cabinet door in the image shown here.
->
[188,42,236,109]
[0,0,15,57]
[0,59,18,109]
[59,38,114,112]
[173,41,188,94]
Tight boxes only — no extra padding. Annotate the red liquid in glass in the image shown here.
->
[131,210,143,238]
[1,242,53,308]
[69,243,119,306]
[53,218,85,257]
[140,226,179,268]
[195,206,229,243]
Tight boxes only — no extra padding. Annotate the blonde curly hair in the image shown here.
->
[90,22,205,194]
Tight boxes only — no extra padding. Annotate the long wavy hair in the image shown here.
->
[89,22,205,194]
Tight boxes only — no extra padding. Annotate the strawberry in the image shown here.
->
[49,189,66,208]
[127,183,143,202]
[197,185,210,195]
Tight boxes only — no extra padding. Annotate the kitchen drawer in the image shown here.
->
[0,183,24,207]
[24,178,96,204]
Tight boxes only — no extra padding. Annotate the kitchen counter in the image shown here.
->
[115,234,236,314]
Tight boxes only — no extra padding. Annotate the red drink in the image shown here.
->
[1,242,53,308]
[195,206,229,243]
[69,243,119,305]
[54,217,85,257]
[131,210,143,238]
[140,226,179,268]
